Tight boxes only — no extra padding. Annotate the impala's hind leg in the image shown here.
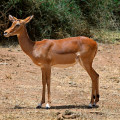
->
[78,56,99,107]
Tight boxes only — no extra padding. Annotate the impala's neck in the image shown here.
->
[17,26,34,56]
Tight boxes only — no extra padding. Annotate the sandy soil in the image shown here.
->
[0,43,120,120]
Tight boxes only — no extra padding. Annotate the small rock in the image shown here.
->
[57,113,64,120]
[8,49,12,52]
[17,64,20,67]
[14,105,22,109]
[64,110,73,115]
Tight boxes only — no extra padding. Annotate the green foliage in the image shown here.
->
[76,0,120,30]
[30,0,90,39]
[0,0,120,44]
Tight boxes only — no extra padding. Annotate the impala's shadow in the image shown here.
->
[50,104,99,109]
[12,104,99,110]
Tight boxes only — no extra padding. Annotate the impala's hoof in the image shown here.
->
[46,103,50,109]
[93,102,96,106]
[88,103,98,108]
[36,105,41,109]
[88,103,93,108]
[36,104,42,109]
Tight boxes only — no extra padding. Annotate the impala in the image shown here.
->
[4,15,99,109]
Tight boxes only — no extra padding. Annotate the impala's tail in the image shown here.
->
[93,42,98,59]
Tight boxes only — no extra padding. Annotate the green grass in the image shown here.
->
[91,29,120,43]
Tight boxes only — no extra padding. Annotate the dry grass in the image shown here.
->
[0,43,120,120]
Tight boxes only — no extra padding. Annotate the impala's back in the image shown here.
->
[48,36,97,67]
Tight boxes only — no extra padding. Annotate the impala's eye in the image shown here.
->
[16,24,20,27]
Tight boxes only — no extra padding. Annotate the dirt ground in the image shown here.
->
[0,43,120,120]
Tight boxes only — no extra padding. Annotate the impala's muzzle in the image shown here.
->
[4,31,10,37]
[4,32,8,36]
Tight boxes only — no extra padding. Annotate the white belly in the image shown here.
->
[52,61,77,68]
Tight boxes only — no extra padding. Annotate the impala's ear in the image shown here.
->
[24,15,34,24]
[9,15,17,22]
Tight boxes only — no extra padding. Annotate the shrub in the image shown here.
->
[0,0,120,44]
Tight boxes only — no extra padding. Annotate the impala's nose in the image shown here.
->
[4,32,8,37]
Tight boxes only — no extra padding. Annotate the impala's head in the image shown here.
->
[4,15,34,37]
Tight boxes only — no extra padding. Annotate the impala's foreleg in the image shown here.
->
[36,67,47,109]
[36,65,51,109]
[46,65,51,109]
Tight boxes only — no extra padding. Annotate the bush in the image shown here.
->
[0,0,120,45]
[0,0,90,43]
